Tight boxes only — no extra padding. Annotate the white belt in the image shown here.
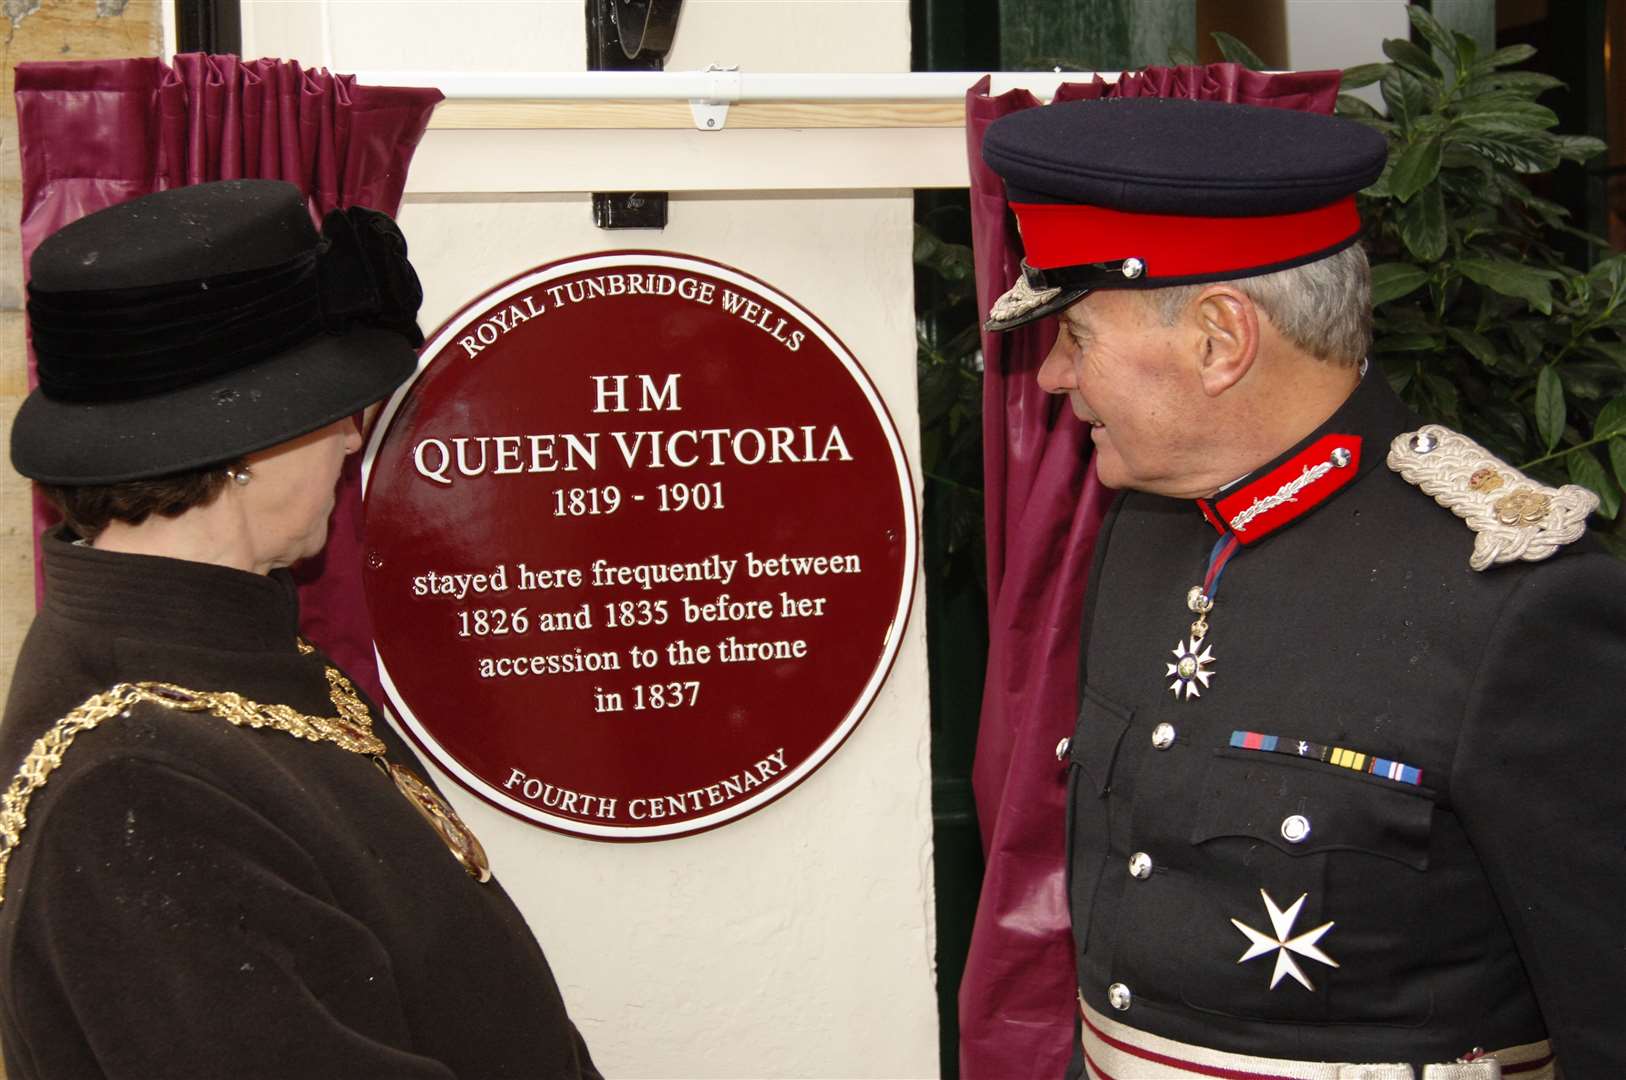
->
[1079,995,1555,1080]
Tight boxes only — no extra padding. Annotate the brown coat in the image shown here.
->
[0,532,600,1079]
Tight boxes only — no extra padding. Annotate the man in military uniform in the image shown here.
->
[981,97,1626,1078]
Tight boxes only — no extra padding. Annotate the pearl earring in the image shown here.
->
[227,467,252,486]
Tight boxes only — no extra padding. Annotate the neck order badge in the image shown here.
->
[362,252,917,840]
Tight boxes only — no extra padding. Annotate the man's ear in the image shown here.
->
[1192,286,1258,397]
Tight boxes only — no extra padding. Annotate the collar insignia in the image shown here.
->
[1206,434,1362,545]
[1386,425,1596,570]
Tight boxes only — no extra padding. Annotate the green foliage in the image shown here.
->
[1345,5,1626,546]
[914,218,987,593]
[1211,31,1267,72]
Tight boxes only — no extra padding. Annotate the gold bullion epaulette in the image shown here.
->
[1387,424,1597,571]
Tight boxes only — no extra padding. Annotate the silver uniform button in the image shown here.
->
[1128,852,1153,879]
[1151,723,1176,750]
[1055,736,1071,762]
[1107,982,1132,1011]
[1281,814,1312,844]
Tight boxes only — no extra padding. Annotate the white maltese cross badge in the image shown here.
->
[1230,889,1339,990]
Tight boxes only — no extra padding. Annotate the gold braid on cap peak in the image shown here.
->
[986,272,1062,329]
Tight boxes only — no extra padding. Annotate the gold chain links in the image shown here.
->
[0,654,414,905]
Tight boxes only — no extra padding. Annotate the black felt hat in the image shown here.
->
[13,179,425,484]
[981,97,1389,331]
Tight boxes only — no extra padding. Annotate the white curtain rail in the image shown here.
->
[353,69,1117,102]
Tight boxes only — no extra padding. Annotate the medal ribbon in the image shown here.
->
[1201,532,1242,605]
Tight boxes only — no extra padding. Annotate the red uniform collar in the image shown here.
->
[1196,434,1361,544]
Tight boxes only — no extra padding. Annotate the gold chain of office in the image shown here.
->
[0,648,490,904]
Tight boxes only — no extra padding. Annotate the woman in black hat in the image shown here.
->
[0,180,601,1080]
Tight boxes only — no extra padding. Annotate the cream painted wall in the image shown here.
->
[1286,0,1412,75]
[238,2,934,1078]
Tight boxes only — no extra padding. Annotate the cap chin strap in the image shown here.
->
[1023,257,1146,292]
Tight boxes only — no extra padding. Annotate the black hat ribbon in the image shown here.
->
[28,204,425,404]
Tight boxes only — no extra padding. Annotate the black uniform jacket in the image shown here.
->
[1066,372,1626,1075]
[0,533,601,1080]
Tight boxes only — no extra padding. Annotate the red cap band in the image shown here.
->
[1011,197,1361,279]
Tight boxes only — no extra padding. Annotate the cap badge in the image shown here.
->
[1120,257,1144,279]
[1387,425,1596,570]
[984,262,1063,330]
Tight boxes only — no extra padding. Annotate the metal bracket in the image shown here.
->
[588,0,686,228]
[689,65,741,130]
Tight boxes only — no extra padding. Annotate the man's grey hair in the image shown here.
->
[1145,243,1372,366]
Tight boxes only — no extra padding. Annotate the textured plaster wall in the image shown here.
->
[244,3,935,1078]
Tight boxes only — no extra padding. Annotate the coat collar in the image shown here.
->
[41,527,302,654]
[1193,367,1415,546]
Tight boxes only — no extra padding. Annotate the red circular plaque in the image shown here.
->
[362,252,916,840]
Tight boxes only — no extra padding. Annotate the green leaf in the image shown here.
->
[1481,400,1529,444]
[1558,363,1613,401]
[1610,437,1626,491]
[1398,183,1447,262]
[1456,258,1556,314]
[1567,448,1619,519]
[1375,333,1443,353]
[1595,530,1626,560]
[1555,134,1607,163]
[1536,365,1566,450]
[1423,372,1461,416]
[1167,43,1199,66]
[1381,67,1427,128]
[1407,5,1460,71]
[1211,31,1266,71]
[1340,63,1389,90]
[1450,29,1479,74]
[1383,37,1443,81]
[1376,303,1435,334]
[1406,4,1455,50]
[1476,71,1564,94]
[1391,136,1443,202]
[1453,97,1559,129]
[1507,322,1546,363]
[1444,326,1504,369]
[1578,340,1626,369]
[1482,43,1538,70]
[1337,93,1384,121]
[1595,397,1626,440]
[1500,184,1574,226]
[1458,128,1562,172]
[1381,356,1415,393]
[1586,254,1626,293]
[1371,262,1431,304]
[1362,159,1396,198]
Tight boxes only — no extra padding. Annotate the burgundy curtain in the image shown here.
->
[959,64,1342,1080]
[15,54,443,702]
